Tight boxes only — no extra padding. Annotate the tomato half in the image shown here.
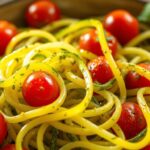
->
[125,63,150,89]
[0,114,7,144]
[25,0,61,28]
[22,71,60,107]
[87,56,114,84]
[103,9,139,45]
[0,21,18,56]
[79,29,118,56]
[117,102,146,139]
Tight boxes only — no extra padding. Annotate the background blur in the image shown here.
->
[0,0,146,25]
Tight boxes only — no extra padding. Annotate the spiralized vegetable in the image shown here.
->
[0,18,150,150]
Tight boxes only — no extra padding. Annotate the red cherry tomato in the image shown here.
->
[0,21,18,56]
[125,63,150,89]
[25,0,61,28]
[1,144,27,150]
[142,145,150,150]
[117,102,146,139]
[0,114,7,144]
[22,71,60,107]
[103,9,139,45]
[87,56,114,84]
[79,29,118,56]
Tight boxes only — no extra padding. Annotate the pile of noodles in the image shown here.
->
[0,18,150,150]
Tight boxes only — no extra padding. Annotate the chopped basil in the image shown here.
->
[12,85,15,90]
[129,128,146,142]
[138,3,150,24]
[91,96,100,106]
[66,133,79,141]
[94,78,116,91]
[50,127,58,150]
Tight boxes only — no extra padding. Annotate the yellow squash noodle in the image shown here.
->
[0,18,150,150]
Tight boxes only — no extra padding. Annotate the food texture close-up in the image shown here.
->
[0,0,150,150]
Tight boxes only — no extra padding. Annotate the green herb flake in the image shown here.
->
[25,64,30,70]
[106,36,114,42]
[50,127,58,150]
[12,85,15,90]
[59,55,66,60]
[71,60,76,65]
[18,87,22,92]
[51,67,58,76]
[96,37,99,42]
[91,96,100,106]
[20,73,24,76]
[0,80,4,83]
[129,128,146,142]
[66,134,79,141]
[15,58,19,62]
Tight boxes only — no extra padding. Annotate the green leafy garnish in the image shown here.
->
[129,128,146,142]
[66,133,79,141]
[94,78,116,91]
[138,3,150,24]
[91,96,100,106]
[50,127,58,150]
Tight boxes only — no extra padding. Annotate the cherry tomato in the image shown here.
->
[125,63,150,89]
[0,21,18,56]
[25,0,61,28]
[142,145,150,150]
[103,9,139,45]
[117,102,146,139]
[0,114,7,144]
[87,56,114,84]
[22,71,60,107]
[79,29,118,56]
[1,144,27,150]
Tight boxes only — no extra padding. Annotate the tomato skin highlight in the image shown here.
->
[25,0,61,28]
[125,64,150,89]
[79,29,118,56]
[87,56,114,84]
[0,21,18,56]
[22,71,60,107]
[103,9,139,45]
[0,114,7,144]
[1,144,27,150]
[117,102,146,139]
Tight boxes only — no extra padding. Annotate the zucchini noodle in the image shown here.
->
[0,17,150,150]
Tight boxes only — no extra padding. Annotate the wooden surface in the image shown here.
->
[0,0,145,25]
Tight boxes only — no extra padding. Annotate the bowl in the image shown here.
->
[0,0,145,26]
